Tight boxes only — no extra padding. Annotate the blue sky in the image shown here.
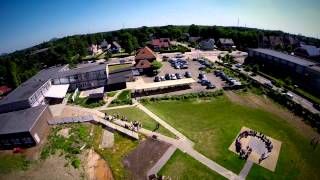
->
[0,0,319,53]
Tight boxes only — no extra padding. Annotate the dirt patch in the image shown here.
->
[57,128,71,138]
[226,91,320,139]
[123,138,171,180]
[86,149,114,180]
[0,154,82,180]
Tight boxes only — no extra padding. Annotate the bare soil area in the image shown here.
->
[225,91,320,139]
[123,138,170,180]
[86,149,114,180]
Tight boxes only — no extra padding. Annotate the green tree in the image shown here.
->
[151,61,162,71]
[9,61,21,87]
[188,24,199,36]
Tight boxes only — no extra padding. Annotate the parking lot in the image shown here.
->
[141,56,226,95]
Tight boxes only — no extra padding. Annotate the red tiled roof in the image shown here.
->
[0,86,11,94]
[152,39,170,48]
[135,59,152,69]
[135,46,157,61]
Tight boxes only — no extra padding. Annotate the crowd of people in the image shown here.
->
[235,130,273,163]
[104,113,142,132]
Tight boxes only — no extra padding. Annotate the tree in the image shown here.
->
[151,61,162,72]
[9,61,21,87]
[188,24,199,36]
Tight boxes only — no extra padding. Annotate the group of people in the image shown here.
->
[235,130,273,163]
[104,113,142,132]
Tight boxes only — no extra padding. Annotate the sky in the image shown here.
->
[0,0,319,53]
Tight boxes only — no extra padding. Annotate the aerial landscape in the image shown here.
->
[0,0,320,180]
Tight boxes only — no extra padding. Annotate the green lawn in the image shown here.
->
[144,95,320,179]
[106,91,118,97]
[108,64,132,72]
[0,154,31,174]
[159,150,225,179]
[101,107,176,138]
[109,90,132,107]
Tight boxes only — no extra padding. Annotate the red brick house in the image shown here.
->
[151,38,170,51]
[135,47,157,73]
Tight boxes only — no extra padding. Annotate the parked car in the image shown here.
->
[199,65,206,70]
[235,63,242,68]
[201,80,210,86]
[154,76,160,82]
[165,73,171,80]
[175,73,182,79]
[176,54,184,58]
[313,103,320,111]
[170,74,177,80]
[214,70,222,76]
[185,71,192,78]
[160,76,166,81]
[198,72,206,79]
[284,92,294,99]
[264,82,273,88]
[174,64,180,69]
[206,83,216,89]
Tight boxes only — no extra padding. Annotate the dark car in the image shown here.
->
[198,73,206,79]
[313,103,320,111]
[201,80,210,86]
[175,73,182,79]
[206,83,216,89]
[154,76,160,82]
[214,70,222,76]
[185,71,192,78]
[165,73,171,80]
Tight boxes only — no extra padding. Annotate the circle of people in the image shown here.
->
[104,113,142,132]
[235,130,273,164]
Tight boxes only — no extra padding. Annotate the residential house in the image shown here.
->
[199,39,215,50]
[217,38,235,50]
[189,36,201,43]
[110,41,121,53]
[88,44,102,55]
[135,47,157,73]
[100,39,110,50]
[294,44,320,59]
[152,38,171,51]
[0,86,11,95]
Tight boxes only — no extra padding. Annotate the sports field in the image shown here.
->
[144,95,320,179]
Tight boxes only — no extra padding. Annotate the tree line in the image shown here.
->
[1,25,319,88]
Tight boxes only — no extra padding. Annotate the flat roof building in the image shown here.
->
[0,105,52,150]
[248,48,320,96]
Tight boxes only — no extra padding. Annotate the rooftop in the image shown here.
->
[0,105,47,135]
[251,48,318,68]
[55,63,107,78]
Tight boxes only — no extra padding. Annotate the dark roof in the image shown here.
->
[55,63,107,78]
[0,105,47,135]
[250,48,317,67]
[298,45,320,57]
[112,41,121,48]
[0,66,65,106]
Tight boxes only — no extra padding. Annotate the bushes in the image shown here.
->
[139,90,224,103]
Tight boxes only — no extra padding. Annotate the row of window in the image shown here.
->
[29,81,51,105]
[0,137,34,146]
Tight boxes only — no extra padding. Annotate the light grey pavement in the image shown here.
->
[147,145,177,178]
[239,160,254,179]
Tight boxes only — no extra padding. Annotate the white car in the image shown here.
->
[285,92,294,99]
[170,74,177,80]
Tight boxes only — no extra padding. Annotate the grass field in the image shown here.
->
[0,154,31,174]
[144,95,320,179]
[159,150,225,179]
[109,90,132,107]
[101,107,176,138]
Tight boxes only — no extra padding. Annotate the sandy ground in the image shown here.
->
[86,149,114,180]
[228,127,282,172]
[123,138,170,180]
[0,154,83,180]
[225,91,320,139]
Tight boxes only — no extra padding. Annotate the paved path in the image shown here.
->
[136,103,193,146]
[239,160,253,179]
[147,145,177,178]
[97,90,123,109]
